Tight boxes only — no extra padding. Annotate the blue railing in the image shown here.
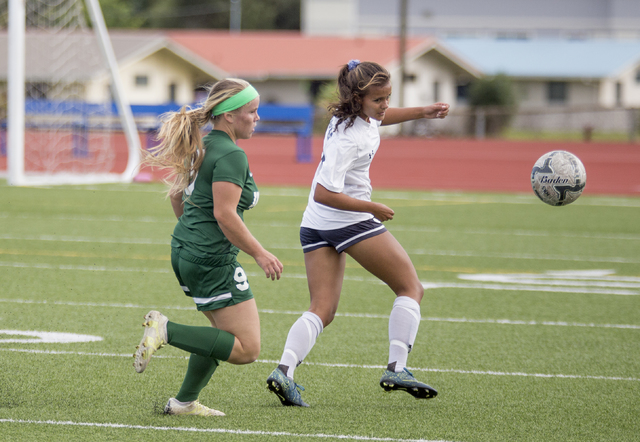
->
[2,100,315,163]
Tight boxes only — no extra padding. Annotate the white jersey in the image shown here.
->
[301,115,382,230]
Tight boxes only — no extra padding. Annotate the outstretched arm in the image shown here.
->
[381,103,450,126]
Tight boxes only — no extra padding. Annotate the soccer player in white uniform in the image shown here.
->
[267,60,450,406]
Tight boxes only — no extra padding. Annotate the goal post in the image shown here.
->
[5,0,141,186]
[7,0,25,186]
[84,0,140,182]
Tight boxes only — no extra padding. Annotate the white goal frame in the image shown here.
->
[6,0,141,186]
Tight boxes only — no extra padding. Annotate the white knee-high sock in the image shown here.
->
[388,296,421,373]
[278,311,324,379]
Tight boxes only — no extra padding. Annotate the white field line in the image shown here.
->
[270,247,611,267]
[0,261,361,281]
[1,298,639,330]
[370,191,640,208]
[0,349,638,383]
[2,220,640,243]
[15,184,640,207]
[4,259,639,297]
[0,213,174,224]
[461,270,640,283]
[405,249,640,265]
[390,226,640,242]
[1,260,639,296]
[0,419,450,442]
[1,231,638,265]
[0,261,174,274]
[421,282,639,296]
[0,233,168,245]
[2,258,639,296]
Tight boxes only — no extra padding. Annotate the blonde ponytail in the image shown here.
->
[141,78,253,197]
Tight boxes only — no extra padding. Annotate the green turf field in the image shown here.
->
[1,181,639,442]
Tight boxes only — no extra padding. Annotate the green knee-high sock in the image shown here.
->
[166,321,235,361]
[175,354,219,403]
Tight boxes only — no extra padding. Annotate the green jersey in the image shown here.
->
[171,130,259,258]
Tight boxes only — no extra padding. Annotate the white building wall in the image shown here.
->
[382,50,469,135]
[521,82,549,108]
[84,75,110,104]
[617,63,640,107]
[120,49,205,105]
[389,50,471,108]
[302,0,358,36]
[568,81,600,107]
[84,49,212,106]
[599,78,617,107]
[83,68,309,109]
[513,79,601,109]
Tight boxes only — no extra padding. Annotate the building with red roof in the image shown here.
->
[0,29,479,109]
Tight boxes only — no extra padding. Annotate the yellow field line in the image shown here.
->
[0,248,484,274]
[0,248,169,261]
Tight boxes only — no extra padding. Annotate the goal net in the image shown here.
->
[1,0,140,186]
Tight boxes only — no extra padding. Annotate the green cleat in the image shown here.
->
[266,367,309,407]
[133,310,168,373]
[380,368,438,399]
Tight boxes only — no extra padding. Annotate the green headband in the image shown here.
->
[212,85,259,116]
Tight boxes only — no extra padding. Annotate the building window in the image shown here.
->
[169,83,177,103]
[26,82,49,99]
[135,75,148,87]
[616,82,623,107]
[456,83,469,103]
[636,70,640,83]
[433,81,440,102]
[547,81,567,103]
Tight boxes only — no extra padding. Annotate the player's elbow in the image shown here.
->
[213,207,237,226]
[313,184,336,206]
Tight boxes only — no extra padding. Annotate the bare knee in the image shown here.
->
[242,343,260,364]
[414,283,424,302]
[228,340,260,365]
[397,281,424,303]
[309,307,336,328]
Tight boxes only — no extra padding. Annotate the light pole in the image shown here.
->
[398,0,408,134]
[230,0,241,32]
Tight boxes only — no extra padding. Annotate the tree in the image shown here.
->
[468,74,516,107]
[242,0,300,30]
[99,0,301,30]
[467,74,517,136]
[99,0,145,28]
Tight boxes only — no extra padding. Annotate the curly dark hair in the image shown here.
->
[328,61,390,130]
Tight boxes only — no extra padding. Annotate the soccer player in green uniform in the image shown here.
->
[134,78,283,416]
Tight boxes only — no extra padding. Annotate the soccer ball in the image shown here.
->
[531,150,586,206]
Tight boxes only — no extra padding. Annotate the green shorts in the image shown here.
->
[171,247,254,312]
